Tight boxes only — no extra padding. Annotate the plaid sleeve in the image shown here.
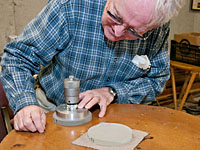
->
[109,23,170,104]
[0,0,70,114]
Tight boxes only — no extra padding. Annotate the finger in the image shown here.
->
[78,93,93,108]
[98,100,107,118]
[17,113,29,132]
[23,115,37,132]
[85,96,100,109]
[41,112,46,129]
[31,111,45,133]
[14,116,19,131]
[79,91,87,100]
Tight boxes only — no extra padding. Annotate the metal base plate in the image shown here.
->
[53,111,92,126]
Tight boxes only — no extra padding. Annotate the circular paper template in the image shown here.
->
[87,122,133,146]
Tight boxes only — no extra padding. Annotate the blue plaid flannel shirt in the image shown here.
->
[1,0,170,114]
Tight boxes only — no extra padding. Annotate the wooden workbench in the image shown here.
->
[0,104,200,150]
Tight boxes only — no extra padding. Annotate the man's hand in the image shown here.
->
[13,105,46,133]
[78,87,115,117]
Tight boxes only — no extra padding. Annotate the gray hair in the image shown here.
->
[148,0,185,27]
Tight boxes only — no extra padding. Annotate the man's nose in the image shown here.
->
[113,25,126,37]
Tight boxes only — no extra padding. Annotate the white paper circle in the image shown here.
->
[87,123,133,146]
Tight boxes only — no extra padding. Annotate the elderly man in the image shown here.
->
[0,0,184,133]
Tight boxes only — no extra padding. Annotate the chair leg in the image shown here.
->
[178,72,197,110]
[1,107,12,133]
[178,74,190,100]
[170,67,177,110]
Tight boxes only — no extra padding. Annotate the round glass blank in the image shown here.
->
[87,122,133,146]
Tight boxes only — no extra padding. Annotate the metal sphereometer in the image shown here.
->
[53,76,92,126]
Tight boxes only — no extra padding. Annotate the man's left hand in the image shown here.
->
[78,87,114,117]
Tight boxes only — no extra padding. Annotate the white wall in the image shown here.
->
[0,0,47,54]
[169,0,200,40]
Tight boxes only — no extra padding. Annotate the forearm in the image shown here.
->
[0,66,39,114]
[109,70,169,104]
[0,0,70,113]
[109,42,170,104]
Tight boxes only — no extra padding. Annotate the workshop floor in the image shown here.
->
[157,92,200,117]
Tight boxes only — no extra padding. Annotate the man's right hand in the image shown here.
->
[13,105,46,133]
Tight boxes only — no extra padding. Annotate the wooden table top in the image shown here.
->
[0,104,200,150]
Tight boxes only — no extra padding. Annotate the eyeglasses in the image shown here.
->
[107,10,152,40]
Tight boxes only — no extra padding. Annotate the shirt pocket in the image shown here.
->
[115,57,149,81]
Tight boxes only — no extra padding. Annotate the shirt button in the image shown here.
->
[114,58,117,62]
[106,77,110,82]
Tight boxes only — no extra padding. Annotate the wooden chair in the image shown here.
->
[170,60,200,110]
[0,81,13,142]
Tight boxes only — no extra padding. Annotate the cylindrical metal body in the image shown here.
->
[53,76,92,126]
[64,76,80,104]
